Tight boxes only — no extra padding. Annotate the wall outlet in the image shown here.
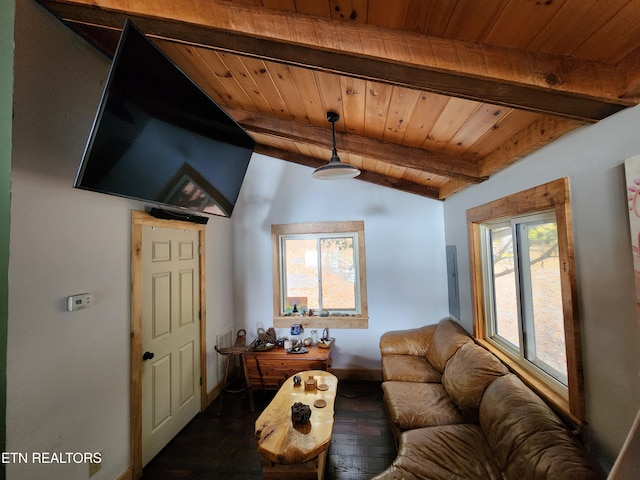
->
[89,452,102,477]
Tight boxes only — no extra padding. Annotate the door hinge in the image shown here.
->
[199,376,202,386]
[199,245,203,255]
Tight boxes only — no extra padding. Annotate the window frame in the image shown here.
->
[467,178,585,424]
[271,221,369,329]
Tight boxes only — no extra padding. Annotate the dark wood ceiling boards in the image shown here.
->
[36,0,640,200]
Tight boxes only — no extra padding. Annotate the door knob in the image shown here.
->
[142,351,155,361]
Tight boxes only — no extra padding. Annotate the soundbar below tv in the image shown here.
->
[74,19,255,217]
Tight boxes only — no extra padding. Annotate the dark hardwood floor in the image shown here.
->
[142,380,396,479]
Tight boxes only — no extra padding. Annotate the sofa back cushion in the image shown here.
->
[379,324,437,357]
[480,374,603,480]
[442,342,508,422]
[426,318,473,373]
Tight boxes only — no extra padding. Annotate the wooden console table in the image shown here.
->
[255,370,338,480]
[243,344,333,392]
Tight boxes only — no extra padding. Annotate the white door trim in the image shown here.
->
[130,210,207,479]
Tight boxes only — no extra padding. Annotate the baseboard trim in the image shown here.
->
[118,466,134,480]
[331,368,382,382]
[206,382,223,409]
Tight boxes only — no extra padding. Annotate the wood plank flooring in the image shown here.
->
[142,380,396,479]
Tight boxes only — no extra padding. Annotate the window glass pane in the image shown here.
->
[490,226,520,348]
[522,221,567,384]
[283,238,319,312]
[320,237,356,311]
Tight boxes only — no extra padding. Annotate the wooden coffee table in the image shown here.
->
[254,370,338,480]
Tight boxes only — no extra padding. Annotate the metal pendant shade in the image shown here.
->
[312,112,361,180]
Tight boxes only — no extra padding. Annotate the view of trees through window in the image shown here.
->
[487,215,567,385]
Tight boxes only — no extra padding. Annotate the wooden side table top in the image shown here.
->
[255,370,338,465]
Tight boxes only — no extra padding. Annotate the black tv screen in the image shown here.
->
[74,20,255,217]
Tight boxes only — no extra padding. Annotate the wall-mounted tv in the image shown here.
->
[74,20,255,218]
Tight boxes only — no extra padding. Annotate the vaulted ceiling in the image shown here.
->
[37,0,640,200]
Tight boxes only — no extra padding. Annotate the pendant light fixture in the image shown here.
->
[312,112,361,180]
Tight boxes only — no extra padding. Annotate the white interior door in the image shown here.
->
[141,225,201,465]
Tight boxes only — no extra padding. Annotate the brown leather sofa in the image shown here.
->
[373,318,604,480]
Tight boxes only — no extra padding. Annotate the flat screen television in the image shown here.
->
[74,19,255,218]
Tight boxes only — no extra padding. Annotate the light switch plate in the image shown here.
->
[67,293,93,312]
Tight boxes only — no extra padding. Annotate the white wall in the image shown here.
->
[204,219,236,389]
[232,153,450,371]
[8,2,235,478]
[443,105,640,471]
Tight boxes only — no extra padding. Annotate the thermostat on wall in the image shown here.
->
[67,293,94,312]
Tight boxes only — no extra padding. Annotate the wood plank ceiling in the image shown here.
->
[37,0,640,200]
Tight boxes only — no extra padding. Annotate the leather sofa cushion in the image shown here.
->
[480,374,603,480]
[379,324,436,356]
[382,381,466,432]
[382,354,441,383]
[426,318,473,372]
[371,424,503,480]
[442,342,509,422]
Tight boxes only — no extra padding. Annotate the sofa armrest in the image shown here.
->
[380,324,437,356]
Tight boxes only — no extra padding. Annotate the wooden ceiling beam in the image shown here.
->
[438,179,473,200]
[480,117,583,178]
[228,108,486,184]
[38,0,634,122]
[618,48,640,100]
[253,145,441,199]
[438,116,582,199]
